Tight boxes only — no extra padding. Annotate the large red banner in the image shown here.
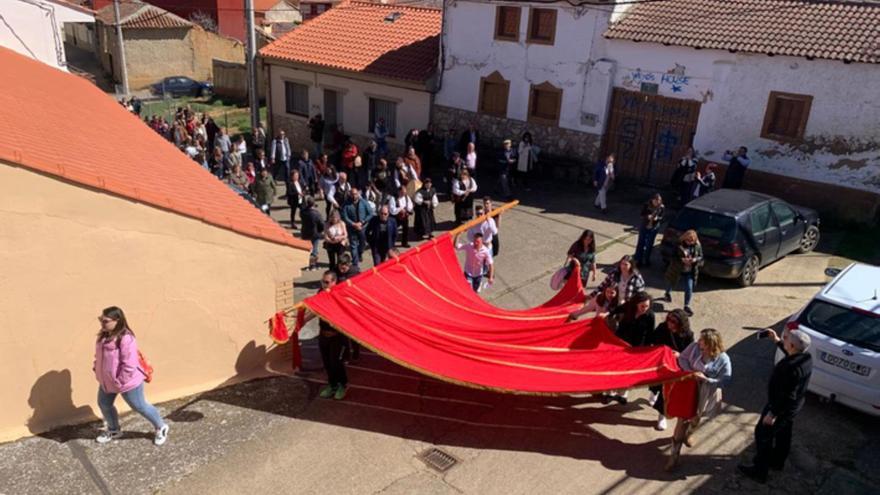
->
[299,233,693,398]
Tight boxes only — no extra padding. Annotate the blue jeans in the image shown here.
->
[634,226,659,264]
[309,238,320,258]
[349,229,367,267]
[97,383,165,431]
[666,271,695,307]
[465,272,483,292]
[377,139,388,157]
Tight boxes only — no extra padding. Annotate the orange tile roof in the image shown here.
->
[605,0,880,64]
[260,1,441,83]
[0,47,309,252]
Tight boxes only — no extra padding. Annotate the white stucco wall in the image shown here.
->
[436,0,612,134]
[604,40,880,193]
[268,64,432,145]
[0,0,93,70]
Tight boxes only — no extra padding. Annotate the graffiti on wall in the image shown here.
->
[622,68,691,93]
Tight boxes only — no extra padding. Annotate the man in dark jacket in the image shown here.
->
[739,327,813,483]
[299,196,324,271]
[366,205,398,266]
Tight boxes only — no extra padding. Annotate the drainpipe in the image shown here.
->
[113,0,129,95]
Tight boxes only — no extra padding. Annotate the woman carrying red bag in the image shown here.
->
[93,306,169,446]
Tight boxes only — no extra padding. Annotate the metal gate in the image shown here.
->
[602,88,701,185]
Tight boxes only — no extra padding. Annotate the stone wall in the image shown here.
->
[433,105,601,183]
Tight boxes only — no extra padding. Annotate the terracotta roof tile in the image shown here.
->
[96,0,192,29]
[605,0,880,64]
[259,1,441,83]
[0,47,309,252]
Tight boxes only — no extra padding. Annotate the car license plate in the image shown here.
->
[820,351,871,377]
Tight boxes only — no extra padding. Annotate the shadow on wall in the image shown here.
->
[27,369,95,435]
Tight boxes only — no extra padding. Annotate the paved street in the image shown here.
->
[1,183,877,495]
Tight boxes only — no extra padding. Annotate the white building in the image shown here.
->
[0,0,94,71]
[435,0,614,175]
[603,0,880,222]
[260,1,441,156]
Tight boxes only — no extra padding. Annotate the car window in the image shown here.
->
[671,208,737,242]
[772,202,797,229]
[801,300,880,352]
[750,203,773,235]
[180,77,194,84]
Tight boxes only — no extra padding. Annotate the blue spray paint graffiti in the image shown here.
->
[623,69,691,94]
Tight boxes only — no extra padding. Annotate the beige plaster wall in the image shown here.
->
[0,163,307,442]
[268,63,432,152]
[98,24,244,89]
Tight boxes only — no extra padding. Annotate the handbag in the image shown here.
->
[550,264,569,290]
[138,350,154,383]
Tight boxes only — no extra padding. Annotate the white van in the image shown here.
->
[780,263,880,416]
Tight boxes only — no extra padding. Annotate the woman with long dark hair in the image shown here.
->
[93,307,168,445]
[605,291,655,404]
[649,309,694,430]
[566,229,598,287]
[589,254,646,306]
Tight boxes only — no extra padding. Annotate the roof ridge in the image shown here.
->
[347,0,442,12]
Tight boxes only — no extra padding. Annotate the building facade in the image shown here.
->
[261,1,440,156]
[95,1,244,89]
[435,0,613,177]
[603,0,880,222]
[0,0,94,71]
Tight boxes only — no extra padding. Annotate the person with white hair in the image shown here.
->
[739,327,813,484]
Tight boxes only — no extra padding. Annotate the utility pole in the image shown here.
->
[244,0,260,134]
[113,0,130,95]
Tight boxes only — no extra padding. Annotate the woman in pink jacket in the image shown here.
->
[94,307,168,445]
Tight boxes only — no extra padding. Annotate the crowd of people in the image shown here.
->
[96,106,810,484]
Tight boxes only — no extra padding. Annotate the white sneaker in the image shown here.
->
[96,429,121,444]
[154,424,169,446]
[648,391,659,406]
[656,416,668,431]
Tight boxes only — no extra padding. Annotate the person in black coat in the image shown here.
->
[605,291,655,404]
[365,205,398,266]
[649,309,694,430]
[299,196,324,271]
[739,327,813,484]
[459,123,480,153]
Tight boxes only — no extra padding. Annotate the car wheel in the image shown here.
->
[796,225,820,254]
[737,255,759,287]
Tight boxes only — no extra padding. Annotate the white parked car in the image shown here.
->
[779,263,880,416]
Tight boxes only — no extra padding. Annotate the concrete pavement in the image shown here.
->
[1,182,877,495]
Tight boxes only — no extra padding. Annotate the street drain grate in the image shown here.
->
[417,447,458,472]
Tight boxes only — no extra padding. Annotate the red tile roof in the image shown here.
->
[605,0,880,64]
[0,47,309,252]
[260,1,441,83]
[96,0,192,29]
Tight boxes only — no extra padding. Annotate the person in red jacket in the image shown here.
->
[341,140,359,174]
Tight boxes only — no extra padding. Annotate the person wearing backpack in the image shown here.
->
[93,306,169,446]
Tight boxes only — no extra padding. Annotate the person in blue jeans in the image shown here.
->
[634,193,665,267]
[341,187,375,268]
[664,229,703,316]
[93,306,169,446]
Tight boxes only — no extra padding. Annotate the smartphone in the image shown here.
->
[757,329,773,339]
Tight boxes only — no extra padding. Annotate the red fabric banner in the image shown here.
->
[300,233,693,396]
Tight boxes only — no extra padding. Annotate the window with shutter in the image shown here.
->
[494,6,521,41]
[527,8,556,45]
[478,72,510,117]
[528,82,562,125]
[369,98,397,137]
[761,91,812,142]
[284,81,309,117]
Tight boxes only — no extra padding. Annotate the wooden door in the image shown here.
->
[603,88,701,185]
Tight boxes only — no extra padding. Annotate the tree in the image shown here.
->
[189,11,218,33]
